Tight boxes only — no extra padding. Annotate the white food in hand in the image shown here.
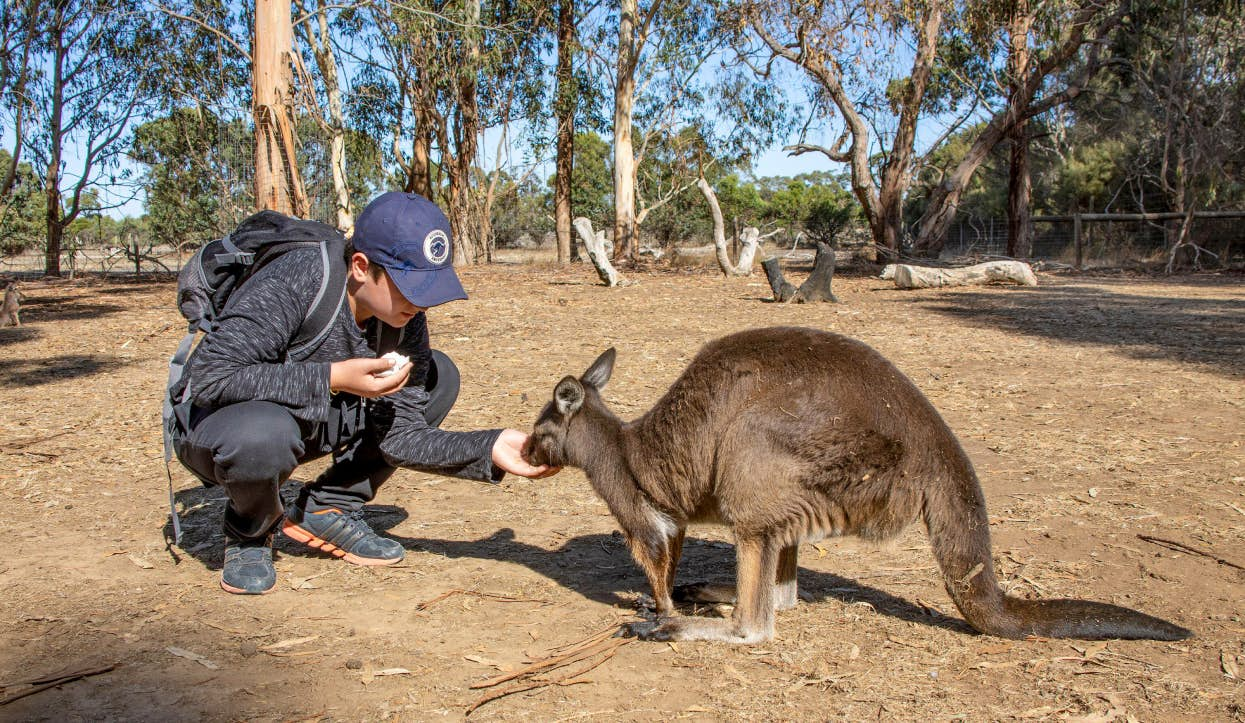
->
[375,351,410,378]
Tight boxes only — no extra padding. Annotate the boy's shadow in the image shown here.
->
[165,491,971,634]
[166,480,362,570]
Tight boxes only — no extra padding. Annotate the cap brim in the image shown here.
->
[386,265,468,308]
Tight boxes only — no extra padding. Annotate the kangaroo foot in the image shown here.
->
[629,616,771,644]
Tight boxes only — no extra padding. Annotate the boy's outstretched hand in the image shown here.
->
[329,357,411,397]
[493,428,560,479]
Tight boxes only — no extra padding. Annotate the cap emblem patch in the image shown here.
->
[424,229,450,265]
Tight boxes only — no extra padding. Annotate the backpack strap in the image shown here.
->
[289,235,347,357]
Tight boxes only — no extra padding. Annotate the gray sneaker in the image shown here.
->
[281,507,405,566]
[221,535,276,594]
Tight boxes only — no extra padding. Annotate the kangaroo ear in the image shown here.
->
[554,376,584,416]
[582,348,616,390]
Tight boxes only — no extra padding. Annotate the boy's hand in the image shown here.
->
[492,429,560,479]
[329,357,411,398]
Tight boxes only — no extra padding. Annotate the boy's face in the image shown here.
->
[349,253,426,326]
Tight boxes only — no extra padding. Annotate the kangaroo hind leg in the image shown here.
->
[638,535,779,644]
[674,543,798,610]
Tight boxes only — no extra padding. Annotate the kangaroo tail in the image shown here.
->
[921,478,1191,641]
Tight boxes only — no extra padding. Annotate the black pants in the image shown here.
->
[173,350,460,542]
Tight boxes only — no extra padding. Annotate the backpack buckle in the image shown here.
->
[213,250,255,266]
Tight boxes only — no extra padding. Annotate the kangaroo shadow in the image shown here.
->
[371,517,972,635]
[17,297,127,324]
[0,326,40,346]
[0,353,132,388]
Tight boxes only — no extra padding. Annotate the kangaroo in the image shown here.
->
[522,326,1191,643]
[0,282,22,327]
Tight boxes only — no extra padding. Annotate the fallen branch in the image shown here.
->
[413,589,548,612]
[1137,534,1245,572]
[465,647,620,711]
[0,664,117,706]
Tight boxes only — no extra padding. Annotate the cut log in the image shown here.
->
[892,260,1037,289]
[761,242,838,303]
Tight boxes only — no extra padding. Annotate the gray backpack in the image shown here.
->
[162,211,348,544]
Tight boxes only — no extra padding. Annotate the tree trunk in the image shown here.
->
[450,0,483,265]
[698,178,759,276]
[1006,123,1032,258]
[43,4,66,278]
[404,109,434,198]
[554,0,576,265]
[612,0,639,262]
[253,0,306,216]
[875,3,942,262]
[913,114,1014,257]
[300,0,353,231]
[761,257,797,302]
[1005,1,1033,259]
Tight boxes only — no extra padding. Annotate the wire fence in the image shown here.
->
[939,211,1245,268]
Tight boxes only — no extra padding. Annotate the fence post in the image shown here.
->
[1073,213,1083,270]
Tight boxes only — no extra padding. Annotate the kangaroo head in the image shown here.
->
[522,348,616,468]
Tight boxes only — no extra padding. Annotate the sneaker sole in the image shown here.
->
[281,520,404,567]
[220,579,275,595]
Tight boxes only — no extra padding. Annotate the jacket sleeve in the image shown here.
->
[185,251,333,423]
[369,314,504,482]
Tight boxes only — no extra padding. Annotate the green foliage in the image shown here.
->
[0,150,44,256]
[130,108,251,248]
[805,191,857,246]
[492,171,551,244]
[1048,141,1129,212]
[566,131,613,225]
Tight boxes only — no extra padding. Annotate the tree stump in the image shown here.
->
[762,242,838,303]
[761,257,797,301]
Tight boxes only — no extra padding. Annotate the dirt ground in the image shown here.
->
[1,256,1242,722]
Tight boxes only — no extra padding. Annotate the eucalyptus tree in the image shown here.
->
[18,0,160,276]
[0,0,40,200]
[740,0,1125,261]
[356,0,550,264]
[144,1,253,232]
[293,0,357,230]
[911,0,1127,256]
[1112,0,1245,269]
[581,0,787,262]
[553,0,577,263]
[130,109,251,250]
[740,0,945,262]
[0,150,43,255]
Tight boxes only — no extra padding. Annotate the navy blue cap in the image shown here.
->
[351,192,467,308]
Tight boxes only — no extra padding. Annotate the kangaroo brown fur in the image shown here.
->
[0,282,22,327]
[522,326,1191,644]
